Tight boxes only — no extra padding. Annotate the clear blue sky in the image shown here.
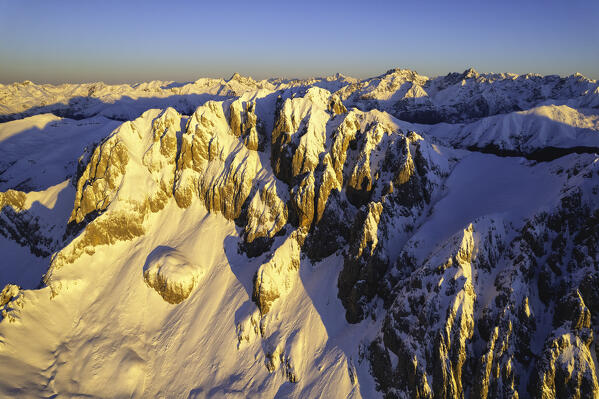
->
[1,0,598,84]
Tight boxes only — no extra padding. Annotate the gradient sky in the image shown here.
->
[1,0,598,84]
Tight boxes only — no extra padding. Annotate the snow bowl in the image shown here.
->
[143,247,205,304]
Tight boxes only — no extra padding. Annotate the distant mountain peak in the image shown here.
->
[462,67,479,79]
[227,72,256,84]
[383,67,421,76]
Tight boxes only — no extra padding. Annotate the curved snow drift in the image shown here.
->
[143,247,205,304]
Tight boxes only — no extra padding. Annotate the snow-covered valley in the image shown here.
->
[0,69,598,398]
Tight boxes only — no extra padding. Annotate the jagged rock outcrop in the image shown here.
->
[345,122,391,206]
[69,132,129,224]
[69,107,180,227]
[337,201,388,323]
[45,109,182,283]
[0,284,23,322]
[173,100,264,219]
[271,87,336,184]
[337,129,449,323]
[0,190,51,256]
[0,188,66,257]
[532,331,599,399]
[143,248,205,304]
[239,179,289,257]
[471,223,537,399]
[229,98,264,151]
[0,284,20,307]
[530,291,598,398]
[371,224,480,399]
[46,98,285,288]
[290,171,316,233]
[473,321,520,399]
[261,88,453,323]
[243,180,288,243]
[0,190,26,211]
[267,88,449,272]
[252,234,301,315]
[368,154,599,398]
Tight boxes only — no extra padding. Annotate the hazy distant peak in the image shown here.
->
[382,67,424,78]
[461,67,479,79]
[570,71,593,81]
[227,72,256,84]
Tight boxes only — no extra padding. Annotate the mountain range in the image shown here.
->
[1,68,598,398]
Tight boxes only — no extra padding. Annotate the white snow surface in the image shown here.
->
[424,105,599,151]
[0,113,121,191]
[405,152,565,263]
[0,201,379,398]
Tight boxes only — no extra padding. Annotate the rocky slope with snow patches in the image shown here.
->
[0,69,598,398]
[340,68,599,124]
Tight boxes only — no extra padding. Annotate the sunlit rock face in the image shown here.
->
[528,291,598,399]
[173,100,262,218]
[252,234,301,315]
[143,248,205,304]
[240,179,288,257]
[0,69,598,398]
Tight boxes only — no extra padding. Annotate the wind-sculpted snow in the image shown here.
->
[423,104,599,157]
[0,69,598,398]
[143,247,205,304]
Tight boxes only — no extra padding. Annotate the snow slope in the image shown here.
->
[405,152,565,263]
[424,104,599,153]
[0,200,380,398]
[0,114,121,191]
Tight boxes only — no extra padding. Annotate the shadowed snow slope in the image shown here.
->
[424,104,599,153]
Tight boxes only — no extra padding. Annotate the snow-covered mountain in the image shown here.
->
[0,69,598,398]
